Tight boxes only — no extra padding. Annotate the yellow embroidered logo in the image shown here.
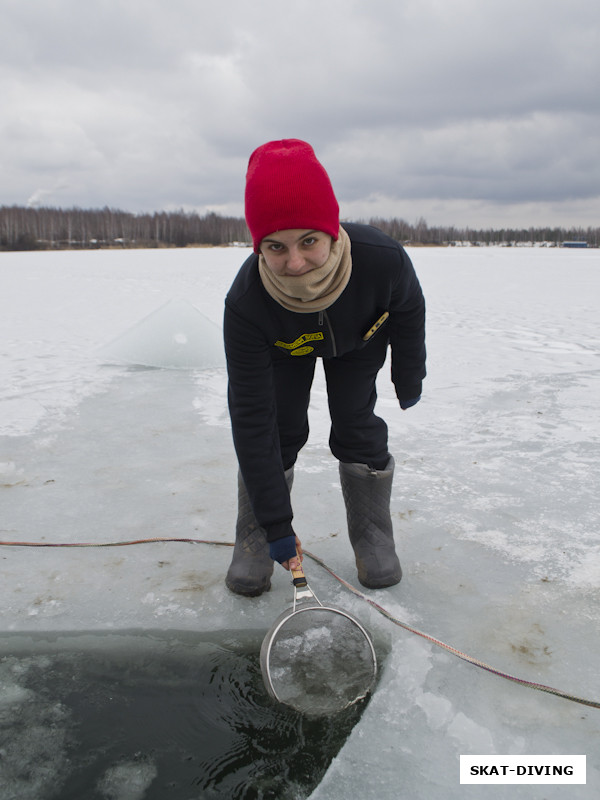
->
[291,346,314,356]
[274,332,324,351]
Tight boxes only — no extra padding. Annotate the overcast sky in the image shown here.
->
[2,0,599,228]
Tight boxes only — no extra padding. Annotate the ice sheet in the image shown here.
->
[1,245,599,798]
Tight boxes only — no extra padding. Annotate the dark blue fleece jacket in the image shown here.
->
[224,222,426,543]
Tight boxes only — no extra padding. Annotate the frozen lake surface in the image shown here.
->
[1,244,599,798]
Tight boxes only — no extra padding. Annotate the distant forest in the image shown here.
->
[1,204,597,250]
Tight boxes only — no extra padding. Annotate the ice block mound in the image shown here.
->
[98,298,224,369]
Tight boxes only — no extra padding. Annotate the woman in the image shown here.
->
[224,139,426,596]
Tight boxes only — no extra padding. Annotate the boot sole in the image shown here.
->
[225,578,271,597]
[358,572,402,589]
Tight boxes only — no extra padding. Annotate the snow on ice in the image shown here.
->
[1,244,599,798]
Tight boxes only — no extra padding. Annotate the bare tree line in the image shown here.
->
[0,206,249,250]
[368,216,598,248]
[0,205,597,250]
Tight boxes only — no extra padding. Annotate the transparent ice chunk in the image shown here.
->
[97,298,224,370]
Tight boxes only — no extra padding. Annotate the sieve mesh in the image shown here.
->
[261,604,377,715]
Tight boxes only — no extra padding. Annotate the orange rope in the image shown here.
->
[302,550,600,710]
[0,536,233,548]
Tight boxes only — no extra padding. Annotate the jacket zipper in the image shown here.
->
[319,311,337,357]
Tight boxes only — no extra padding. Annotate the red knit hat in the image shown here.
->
[245,139,339,252]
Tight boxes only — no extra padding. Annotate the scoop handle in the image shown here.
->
[291,556,307,587]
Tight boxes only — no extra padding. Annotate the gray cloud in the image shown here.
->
[1,0,599,226]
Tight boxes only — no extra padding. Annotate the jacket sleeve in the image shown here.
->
[388,247,427,402]
[223,299,294,542]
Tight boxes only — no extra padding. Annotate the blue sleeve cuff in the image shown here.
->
[269,535,297,564]
[400,395,421,410]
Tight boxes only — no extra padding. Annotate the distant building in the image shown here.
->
[561,241,588,248]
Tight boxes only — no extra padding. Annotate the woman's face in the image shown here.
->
[259,229,332,277]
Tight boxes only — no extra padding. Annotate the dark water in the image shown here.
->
[0,630,370,800]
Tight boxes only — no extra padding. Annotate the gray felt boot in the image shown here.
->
[339,456,402,589]
[225,467,294,597]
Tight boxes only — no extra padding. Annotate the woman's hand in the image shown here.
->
[269,534,303,569]
[282,536,303,572]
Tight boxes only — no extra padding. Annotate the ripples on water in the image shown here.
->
[0,630,370,799]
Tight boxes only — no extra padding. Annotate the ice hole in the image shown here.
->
[0,629,369,800]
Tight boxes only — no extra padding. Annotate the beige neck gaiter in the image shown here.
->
[258,226,352,313]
